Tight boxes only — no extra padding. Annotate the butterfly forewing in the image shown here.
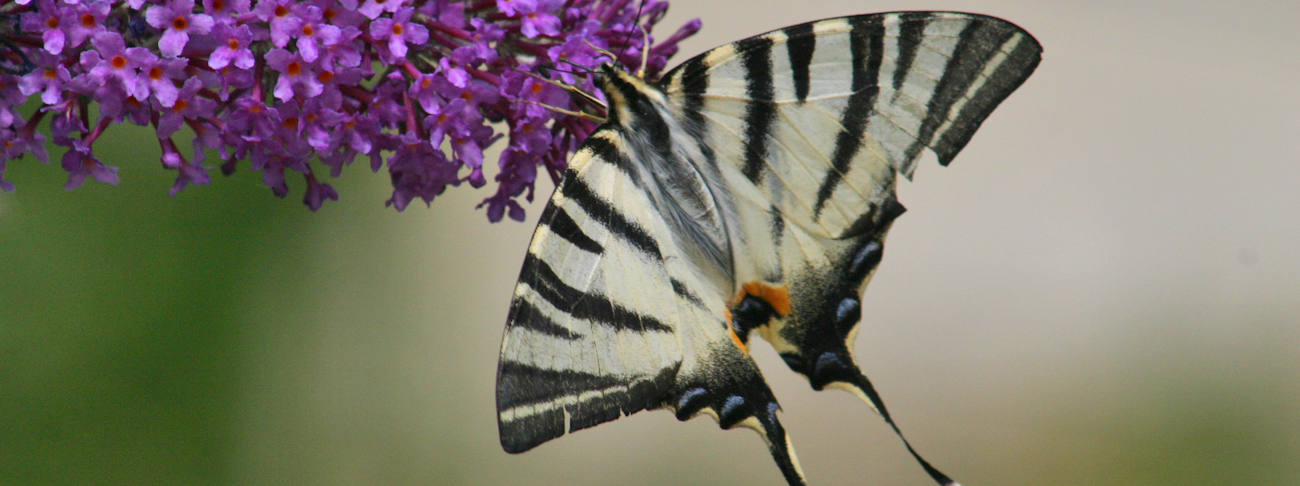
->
[497,10,1040,486]
[661,11,1041,239]
[497,142,687,452]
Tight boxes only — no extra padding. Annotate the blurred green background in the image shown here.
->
[2,1,1297,485]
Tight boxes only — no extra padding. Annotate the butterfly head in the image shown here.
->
[594,63,667,124]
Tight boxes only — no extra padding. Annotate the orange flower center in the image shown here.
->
[148,66,164,80]
[316,71,334,83]
[212,0,226,12]
[80,14,96,27]
[111,55,128,69]
[172,16,188,31]
[43,68,57,80]
[274,5,288,17]
[174,99,189,111]
[302,24,315,36]
[286,61,301,76]
[228,39,241,49]
[392,23,404,35]
[46,16,59,29]
[283,117,299,129]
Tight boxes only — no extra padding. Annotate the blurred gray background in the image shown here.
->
[2,0,1296,484]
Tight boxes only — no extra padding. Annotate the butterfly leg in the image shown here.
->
[665,346,807,486]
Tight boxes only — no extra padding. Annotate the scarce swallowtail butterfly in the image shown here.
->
[495,11,1041,485]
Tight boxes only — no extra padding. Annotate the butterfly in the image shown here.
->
[495,11,1041,485]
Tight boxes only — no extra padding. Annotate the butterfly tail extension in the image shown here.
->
[833,372,959,486]
[753,411,807,486]
[667,345,808,486]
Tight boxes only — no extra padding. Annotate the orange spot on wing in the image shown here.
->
[722,281,792,354]
[739,281,792,317]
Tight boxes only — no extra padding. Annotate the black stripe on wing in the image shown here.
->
[519,253,673,333]
[582,135,644,190]
[784,22,815,103]
[678,55,709,125]
[812,15,885,220]
[675,57,722,173]
[498,361,631,410]
[559,170,663,260]
[669,277,707,308]
[498,361,678,453]
[538,203,603,255]
[739,35,777,183]
[931,27,1041,164]
[892,12,929,91]
[508,299,582,340]
[904,17,1034,166]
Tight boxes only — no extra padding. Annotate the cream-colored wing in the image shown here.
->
[661,11,1041,240]
[655,11,1041,486]
[496,130,806,485]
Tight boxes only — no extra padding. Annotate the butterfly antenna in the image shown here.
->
[833,373,961,486]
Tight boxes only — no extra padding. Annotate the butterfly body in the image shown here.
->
[496,11,1040,485]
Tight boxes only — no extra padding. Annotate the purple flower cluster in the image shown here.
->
[0,0,699,218]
